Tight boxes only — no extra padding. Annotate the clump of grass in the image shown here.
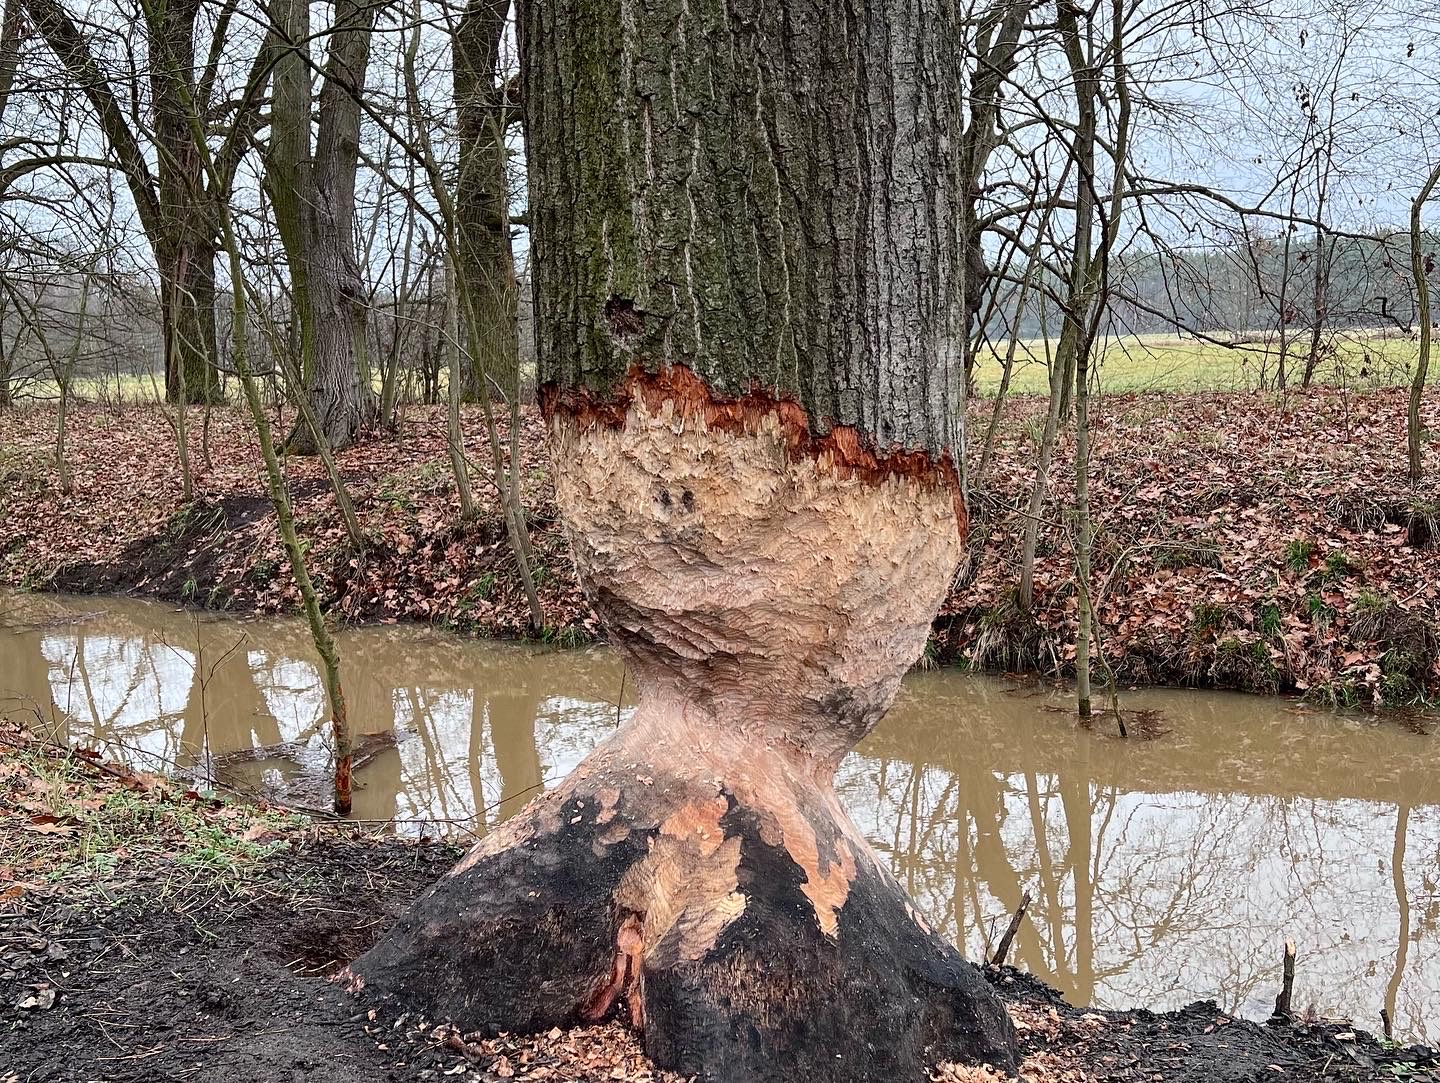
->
[1257,600,1282,638]
[539,624,595,650]
[1212,637,1281,694]
[2,726,308,900]
[377,481,418,513]
[375,460,448,515]
[1394,497,1438,549]
[1325,492,1387,532]
[0,446,51,495]
[971,588,1057,674]
[1190,601,1236,638]
[914,635,942,671]
[1283,538,1317,574]
[1018,416,1047,448]
[1322,550,1358,581]
[1346,591,1440,707]
[965,487,1016,529]
[246,557,281,585]
[463,572,498,605]
[1349,589,1394,641]
[163,500,226,548]
[178,820,293,873]
[1306,677,1364,710]
[1154,536,1222,570]
[1304,591,1337,632]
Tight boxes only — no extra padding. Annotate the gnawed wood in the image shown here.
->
[350,401,1016,1081]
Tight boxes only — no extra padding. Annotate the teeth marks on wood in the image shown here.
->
[581,912,645,1025]
[616,797,748,966]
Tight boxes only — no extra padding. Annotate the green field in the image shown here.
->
[972,330,1423,395]
[11,330,1427,405]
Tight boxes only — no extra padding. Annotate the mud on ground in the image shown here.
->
[1,721,1435,1083]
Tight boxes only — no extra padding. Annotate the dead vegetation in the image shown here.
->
[1,386,1438,707]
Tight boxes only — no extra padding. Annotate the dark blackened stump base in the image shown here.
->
[349,759,1016,1081]
[348,388,1018,1081]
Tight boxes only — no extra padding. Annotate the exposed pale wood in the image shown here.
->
[352,405,1015,1081]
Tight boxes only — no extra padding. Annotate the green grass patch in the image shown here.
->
[971,331,1420,395]
[1322,550,1358,581]
[1283,538,1318,574]
[1257,601,1282,638]
[1190,601,1233,637]
[3,732,309,900]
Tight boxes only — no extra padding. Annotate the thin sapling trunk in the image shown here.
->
[1408,162,1440,483]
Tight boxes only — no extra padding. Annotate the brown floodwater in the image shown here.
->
[2,592,1437,1041]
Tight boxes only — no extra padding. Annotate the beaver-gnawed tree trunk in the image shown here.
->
[348,0,1018,1079]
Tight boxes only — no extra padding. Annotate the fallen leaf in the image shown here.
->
[23,815,74,836]
[16,986,57,1010]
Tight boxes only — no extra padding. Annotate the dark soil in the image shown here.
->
[48,494,272,601]
[1,836,463,1083]
[2,834,1434,1083]
[1001,969,1438,1082]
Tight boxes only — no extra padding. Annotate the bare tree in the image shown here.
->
[22,0,271,402]
[265,0,380,453]
[1408,160,1440,482]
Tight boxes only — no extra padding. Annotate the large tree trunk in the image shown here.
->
[271,0,375,454]
[350,0,1016,1079]
[453,0,519,403]
[157,236,221,404]
[148,0,220,404]
[151,0,221,403]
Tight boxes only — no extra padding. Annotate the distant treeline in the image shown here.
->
[4,228,1438,404]
[987,229,1440,342]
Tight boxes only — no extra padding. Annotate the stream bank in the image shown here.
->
[2,390,1438,706]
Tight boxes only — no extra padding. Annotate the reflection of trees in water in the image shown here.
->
[1388,805,1411,1038]
[175,639,280,774]
[34,628,195,765]
[837,750,1440,1040]
[4,597,1436,1040]
[489,692,544,822]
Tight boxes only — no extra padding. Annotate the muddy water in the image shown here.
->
[2,593,1437,1041]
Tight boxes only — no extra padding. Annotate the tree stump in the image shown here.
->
[349,373,1017,1080]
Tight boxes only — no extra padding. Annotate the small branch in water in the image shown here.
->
[1271,938,1297,1022]
[615,668,626,728]
[1380,1007,1393,1042]
[990,890,1032,967]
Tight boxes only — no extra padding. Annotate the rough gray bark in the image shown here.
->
[146,0,220,403]
[267,0,377,454]
[525,0,967,454]
[454,0,519,402]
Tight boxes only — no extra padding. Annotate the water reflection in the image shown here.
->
[1,592,1436,1040]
